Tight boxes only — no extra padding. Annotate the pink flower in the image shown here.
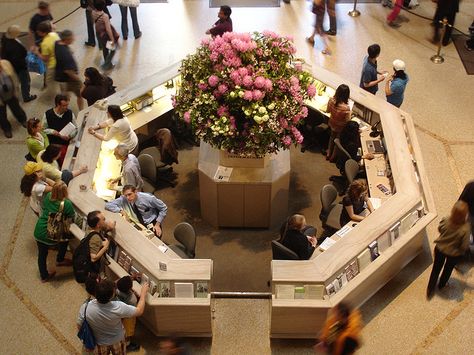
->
[229,116,236,129]
[301,106,309,118]
[252,90,264,101]
[243,90,253,101]
[291,127,304,144]
[282,136,292,146]
[230,70,240,82]
[264,79,273,91]
[307,84,316,98]
[254,76,266,89]
[198,83,208,91]
[218,84,228,94]
[238,67,249,77]
[217,105,228,117]
[184,111,191,123]
[208,75,219,87]
[279,118,288,129]
[242,75,253,87]
[290,76,299,86]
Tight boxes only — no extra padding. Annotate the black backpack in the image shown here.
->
[73,232,99,283]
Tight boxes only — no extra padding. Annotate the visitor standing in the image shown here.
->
[386,0,403,28]
[306,0,330,55]
[385,59,409,108]
[42,94,77,166]
[206,5,233,37]
[76,279,149,354]
[84,0,97,47]
[33,181,75,282]
[93,0,119,70]
[80,67,114,106]
[33,21,60,89]
[359,44,387,95]
[115,276,141,352]
[26,117,50,161]
[37,144,88,184]
[315,302,362,354]
[54,30,85,110]
[29,1,54,45]
[0,60,27,138]
[325,0,337,35]
[458,180,474,236]
[426,201,470,300]
[433,0,459,46]
[1,26,37,102]
[115,0,142,40]
[20,161,54,216]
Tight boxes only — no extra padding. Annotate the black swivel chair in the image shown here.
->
[271,240,299,260]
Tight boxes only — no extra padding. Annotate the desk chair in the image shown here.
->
[345,159,360,184]
[137,153,158,193]
[169,222,196,259]
[140,146,177,188]
[319,184,342,230]
[271,240,299,260]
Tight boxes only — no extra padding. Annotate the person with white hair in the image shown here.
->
[385,59,409,108]
[109,143,144,191]
[0,25,37,102]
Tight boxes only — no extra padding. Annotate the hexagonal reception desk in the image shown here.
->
[64,62,435,338]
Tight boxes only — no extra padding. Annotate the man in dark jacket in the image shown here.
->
[0,26,36,102]
[433,0,459,46]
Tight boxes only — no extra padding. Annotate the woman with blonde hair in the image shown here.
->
[340,180,374,227]
[33,181,75,282]
[279,214,317,260]
[426,201,470,299]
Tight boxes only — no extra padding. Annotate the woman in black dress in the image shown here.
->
[279,214,317,260]
[340,180,374,227]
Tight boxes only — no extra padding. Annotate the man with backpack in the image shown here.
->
[73,210,115,282]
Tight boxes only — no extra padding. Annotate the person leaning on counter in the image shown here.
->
[105,185,167,238]
[88,104,138,155]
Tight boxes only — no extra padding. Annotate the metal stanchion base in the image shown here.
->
[348,9,361,17]
[430,54,444,64]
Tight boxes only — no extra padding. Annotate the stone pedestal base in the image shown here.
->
[198,141,290,228]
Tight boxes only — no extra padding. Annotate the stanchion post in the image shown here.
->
[348,0,361,17]
[431,18,448,64]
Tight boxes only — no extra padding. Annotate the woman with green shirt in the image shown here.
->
[33,181,75,282]
[26,117,49,161]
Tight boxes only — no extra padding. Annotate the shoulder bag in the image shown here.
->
[47,201,72,242]
[77,299,96,350]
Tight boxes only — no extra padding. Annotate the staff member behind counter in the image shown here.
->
[88,105,138,155]
[278,214,317,260]
[340,180,374,227]
[105,185,167,238]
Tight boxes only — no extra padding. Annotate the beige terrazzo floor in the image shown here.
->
[1,0,474,354]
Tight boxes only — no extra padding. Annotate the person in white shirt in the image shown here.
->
[20,161,54,215]
[88,104,138,155]
[108,143,144,191]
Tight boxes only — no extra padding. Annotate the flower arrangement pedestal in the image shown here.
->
[198,141,290,228]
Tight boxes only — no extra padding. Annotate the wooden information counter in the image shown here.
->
[63,63,213,337]
[63,61,434,340]
[270,66,435,338]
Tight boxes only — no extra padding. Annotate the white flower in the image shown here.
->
[258,107,267,114]
[268,103,275,110]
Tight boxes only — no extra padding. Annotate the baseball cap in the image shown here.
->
[24,162,43,175]
[393,59,406,71]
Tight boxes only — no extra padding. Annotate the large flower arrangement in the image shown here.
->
[173,31,317,157]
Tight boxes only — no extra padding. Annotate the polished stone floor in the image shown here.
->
[0,0,473,354]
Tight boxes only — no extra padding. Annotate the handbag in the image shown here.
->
[77,299,96,350]
[26,52,46,75]
[46,201,72,242]
[95,14,120,45]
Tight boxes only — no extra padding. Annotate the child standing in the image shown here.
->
[116,276,140,352]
